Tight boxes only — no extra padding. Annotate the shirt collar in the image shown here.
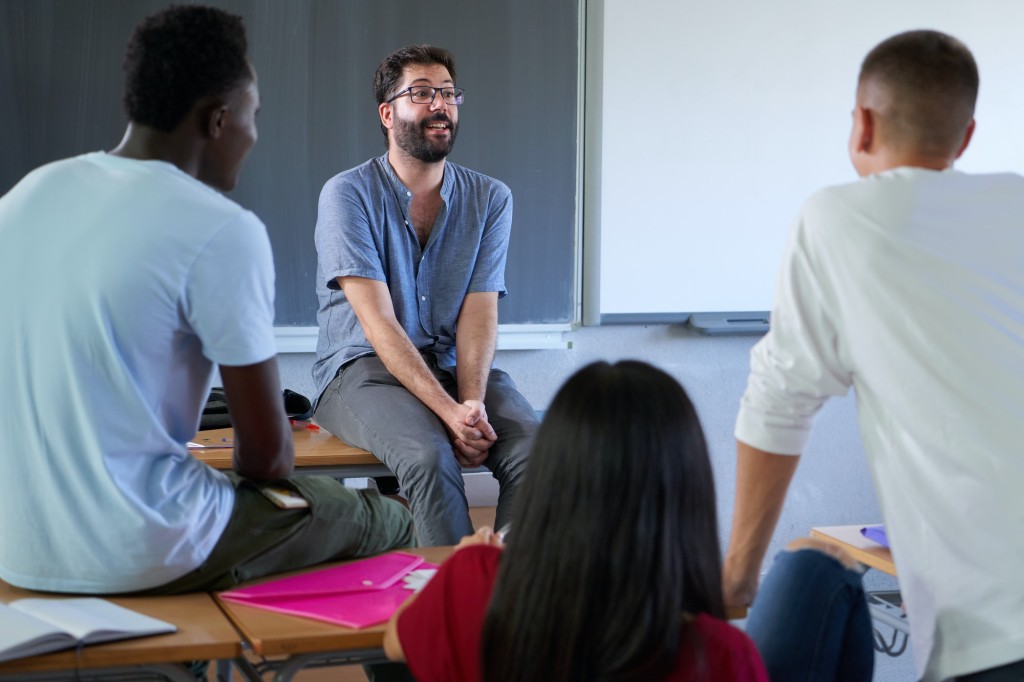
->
[377,153,454,203]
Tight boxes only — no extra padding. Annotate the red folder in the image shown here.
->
[219,552,434,629]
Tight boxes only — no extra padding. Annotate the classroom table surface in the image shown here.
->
[0,583,242,675]
[190,426,488,478]
[810,525,896,576]
[191,425,379,470]
[214,546,453,658]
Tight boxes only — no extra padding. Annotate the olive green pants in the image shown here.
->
[135,473,415,595]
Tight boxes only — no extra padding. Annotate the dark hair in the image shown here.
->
[859,30,978,158]
[373,44,457,140]
[481,361,724,682]
[122,5,251,132]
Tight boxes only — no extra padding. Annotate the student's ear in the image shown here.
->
[852,106,874,153]
[378,101,394,132]
[200,99,230,140]
[848,105,875,176]
[954,119,976,160]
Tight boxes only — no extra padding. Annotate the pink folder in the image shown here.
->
[219,552,435,629]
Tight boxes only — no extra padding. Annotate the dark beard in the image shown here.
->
[393,114,458,163]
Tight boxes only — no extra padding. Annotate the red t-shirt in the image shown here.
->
[397,545,769,682]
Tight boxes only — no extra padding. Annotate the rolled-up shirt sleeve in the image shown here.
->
[735,203,853,455]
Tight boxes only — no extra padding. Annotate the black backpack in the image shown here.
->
[199,388,312,431]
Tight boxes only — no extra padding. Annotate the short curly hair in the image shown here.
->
[122,5,250,133]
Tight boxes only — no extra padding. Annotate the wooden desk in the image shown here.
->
[810,525,908,648]
[810,525,896,576]
[191,426,393,478]
[218,545,744,681]
[191,426,487,479]
[215,547,453,681]
[0,582,243,681]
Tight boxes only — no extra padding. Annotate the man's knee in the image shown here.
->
[785,537,861,572]
[387,436,461,483]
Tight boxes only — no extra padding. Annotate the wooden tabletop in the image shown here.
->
[810,525,897,576]
[215,547,453,657]
[190,426,380,470]
[0,583,242,675]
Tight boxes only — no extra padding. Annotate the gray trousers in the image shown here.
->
[314,355,537,546]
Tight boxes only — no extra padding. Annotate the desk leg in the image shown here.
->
[213,659,233,681]
[272,650,390,682]
[226,656,264,682]
[866,591,910,657]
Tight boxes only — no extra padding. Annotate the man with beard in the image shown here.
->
[312,45,538,546]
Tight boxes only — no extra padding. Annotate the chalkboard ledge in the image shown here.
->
[273,325,574,354]
[687,312,770,335]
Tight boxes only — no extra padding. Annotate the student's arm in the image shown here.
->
[383,527,503,662]
[722,440,800,610]
[220,357,294,480]
[452,291,499,466]
[382,598,411,662]
[339,276,494,453]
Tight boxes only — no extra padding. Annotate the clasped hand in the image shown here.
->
[446,399,497,467]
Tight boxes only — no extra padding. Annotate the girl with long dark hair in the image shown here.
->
[383,360,872,681]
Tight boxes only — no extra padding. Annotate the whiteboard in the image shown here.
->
[585,0,1024,323]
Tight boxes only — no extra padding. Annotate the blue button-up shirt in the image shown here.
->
[313,155,512,398]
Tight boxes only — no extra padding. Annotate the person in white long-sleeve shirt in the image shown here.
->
[723,29,1024,682]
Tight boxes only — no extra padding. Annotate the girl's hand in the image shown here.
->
[455,526,505,550]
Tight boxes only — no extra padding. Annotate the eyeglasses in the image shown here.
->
[386,86,464,106]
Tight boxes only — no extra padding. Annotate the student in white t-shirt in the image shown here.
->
[0,5,413,596]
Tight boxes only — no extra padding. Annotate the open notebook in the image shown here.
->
[219,551,437,629]
[0,598,176,663]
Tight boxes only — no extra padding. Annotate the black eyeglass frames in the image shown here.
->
[386,86,464,105]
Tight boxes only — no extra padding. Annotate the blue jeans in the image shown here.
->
[746,548,874,681]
